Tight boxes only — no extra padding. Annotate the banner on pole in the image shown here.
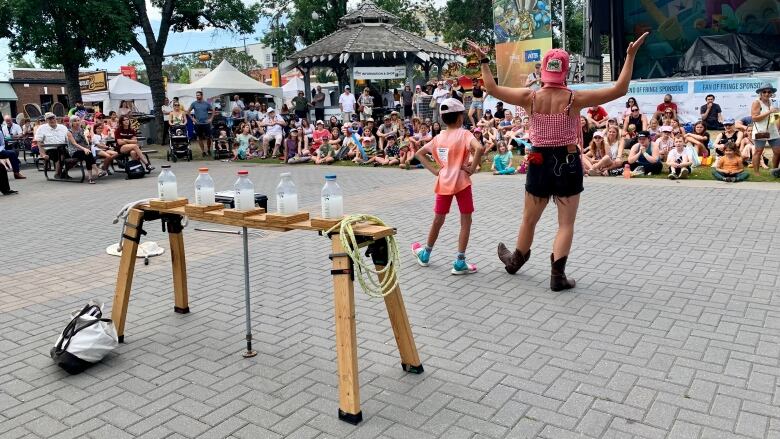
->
[492,0,553,88]
[79,71,108,93]
[353,66,406,80]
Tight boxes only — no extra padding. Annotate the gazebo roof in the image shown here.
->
[283,0,461,72]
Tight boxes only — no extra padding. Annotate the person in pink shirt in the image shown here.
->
[411,98,485,275]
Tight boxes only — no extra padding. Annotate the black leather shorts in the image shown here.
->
[525,145,584,199]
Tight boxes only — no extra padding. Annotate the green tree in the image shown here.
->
[9,53,35,68]
[552,0,584,54]
[121,0,261,141]
[441,0,494,49]
[1,0,134,104]
[127,61,150,85]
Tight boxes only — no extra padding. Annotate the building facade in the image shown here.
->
[10,69,69,114]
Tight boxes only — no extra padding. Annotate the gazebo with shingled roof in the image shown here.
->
[280,0,463,103]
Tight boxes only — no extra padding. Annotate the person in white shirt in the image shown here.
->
[161,98,173,144]
[1,116,25,179]
[260,108,287,158]
[34,112,80,178]
[231,95,245,115]
[431,82,449,124]
[525,63,542,90]
[666,136,692,179]
[338,86,356,124]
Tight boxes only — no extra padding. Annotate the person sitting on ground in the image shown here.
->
[431,121,442,137]
[623,104,648,134]
[647,117,660,140]
[628,131,663,175]
[260,108,286,158]
[739,126,768,168]
[654,94,678,121]
[115,115,154,172]
[376,115,398,151]
[714,118,743,164]
[666,136,692,180]
[67,116,104,183]
[685,121,710,157]
[314,133,336,165]
[492,141,516,175]
[377,133,401,166]
[90,120,118,174]
[498,110,514,136]
[298,118,313,152]
[580,116,595,151]
[311,120,330,154]
[233,125,257,160]
[604,126,626,174]
[506,118,530,155]
[354,128,377,165]
[622,97,638,118]
[586,131,611,176]
[586,104,608,129]
[0,115,25,179]
[286,129,310,164]
[325,126,343,158]
[700,94,723,130]
[712,141,749,182]
[409,122,432,150]
[653,125,674,161]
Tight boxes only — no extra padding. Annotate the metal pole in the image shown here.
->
[561,0,567,52]
[242,226,257,358]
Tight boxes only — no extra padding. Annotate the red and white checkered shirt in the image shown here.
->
[529,90,581,147]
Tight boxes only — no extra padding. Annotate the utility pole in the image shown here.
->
[240,37,249,54]
[561,0,567,52]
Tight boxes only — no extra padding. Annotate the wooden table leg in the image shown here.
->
[376,266,423,374]
[111,208,144,343]
[330,234,362,424]
[166,215,189,314]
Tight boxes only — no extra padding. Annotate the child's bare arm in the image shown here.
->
[415,141,438,176]
[468,138,485,174]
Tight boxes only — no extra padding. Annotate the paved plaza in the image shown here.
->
[2,160,780,439]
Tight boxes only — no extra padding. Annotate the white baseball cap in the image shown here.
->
[439,98,466,114]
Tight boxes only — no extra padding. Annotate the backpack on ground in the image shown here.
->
[125,160,146,179]
[50,302,119,374]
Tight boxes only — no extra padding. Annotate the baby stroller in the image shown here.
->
[211,118,233,160]
[166,124,193,162]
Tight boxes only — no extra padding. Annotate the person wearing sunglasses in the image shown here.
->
[623,104,647,134]
[750,82,780,176]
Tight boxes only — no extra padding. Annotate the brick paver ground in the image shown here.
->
[2,159,780,439]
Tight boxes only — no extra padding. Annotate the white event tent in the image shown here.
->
[176,60,282,108]
[83,75,153,113]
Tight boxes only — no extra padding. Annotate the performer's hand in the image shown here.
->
[627,32,649,57]
[466,40,486,59]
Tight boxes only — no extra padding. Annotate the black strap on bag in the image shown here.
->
[50,304,113,374]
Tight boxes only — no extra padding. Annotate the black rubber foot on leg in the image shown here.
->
[118,335,124,343]
[402,363,424,374]
[338,409,362,425]
[174,306,190,314]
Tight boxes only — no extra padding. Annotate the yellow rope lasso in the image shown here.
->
[327,214,400,298]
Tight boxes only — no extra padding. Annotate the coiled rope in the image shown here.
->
[327,214,400,298]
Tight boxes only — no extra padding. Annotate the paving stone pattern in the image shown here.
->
[2,161,780,438]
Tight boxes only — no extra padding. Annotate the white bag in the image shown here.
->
[50,301,119,374]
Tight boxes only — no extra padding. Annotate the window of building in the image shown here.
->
[40,94,53,112]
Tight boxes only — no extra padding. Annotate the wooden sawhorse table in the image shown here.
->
[111,199,423,424]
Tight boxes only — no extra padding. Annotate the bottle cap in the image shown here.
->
[161,165,171,169]
[325,174,337,180]
[238,170,248,175]
[199,167,209,172]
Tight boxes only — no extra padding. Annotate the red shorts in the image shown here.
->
[434,185,474,215]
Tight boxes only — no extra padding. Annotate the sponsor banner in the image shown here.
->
[79,71,108,93]
[352,66,406,80]
[570,75,780,123]
[493,0,552,89]
[190,68,211,83]
[495,38,552,88]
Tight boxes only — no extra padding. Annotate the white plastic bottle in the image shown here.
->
[194,167,215,205]
[276,172,299,214]
[321,174,343,218]
[234,170,255,210]
[157,165,178,201]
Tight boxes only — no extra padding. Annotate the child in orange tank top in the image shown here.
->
[411,99,485,275]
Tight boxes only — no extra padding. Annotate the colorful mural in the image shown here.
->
[493,0,553,88]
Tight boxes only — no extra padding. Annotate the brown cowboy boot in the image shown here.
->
[497,243,530,274]
[550,253,576,291]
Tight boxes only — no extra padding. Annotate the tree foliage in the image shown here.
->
[552,0,584,54]
[1,0,134,103]
[118,0,261,141]
[441,0,494,49]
